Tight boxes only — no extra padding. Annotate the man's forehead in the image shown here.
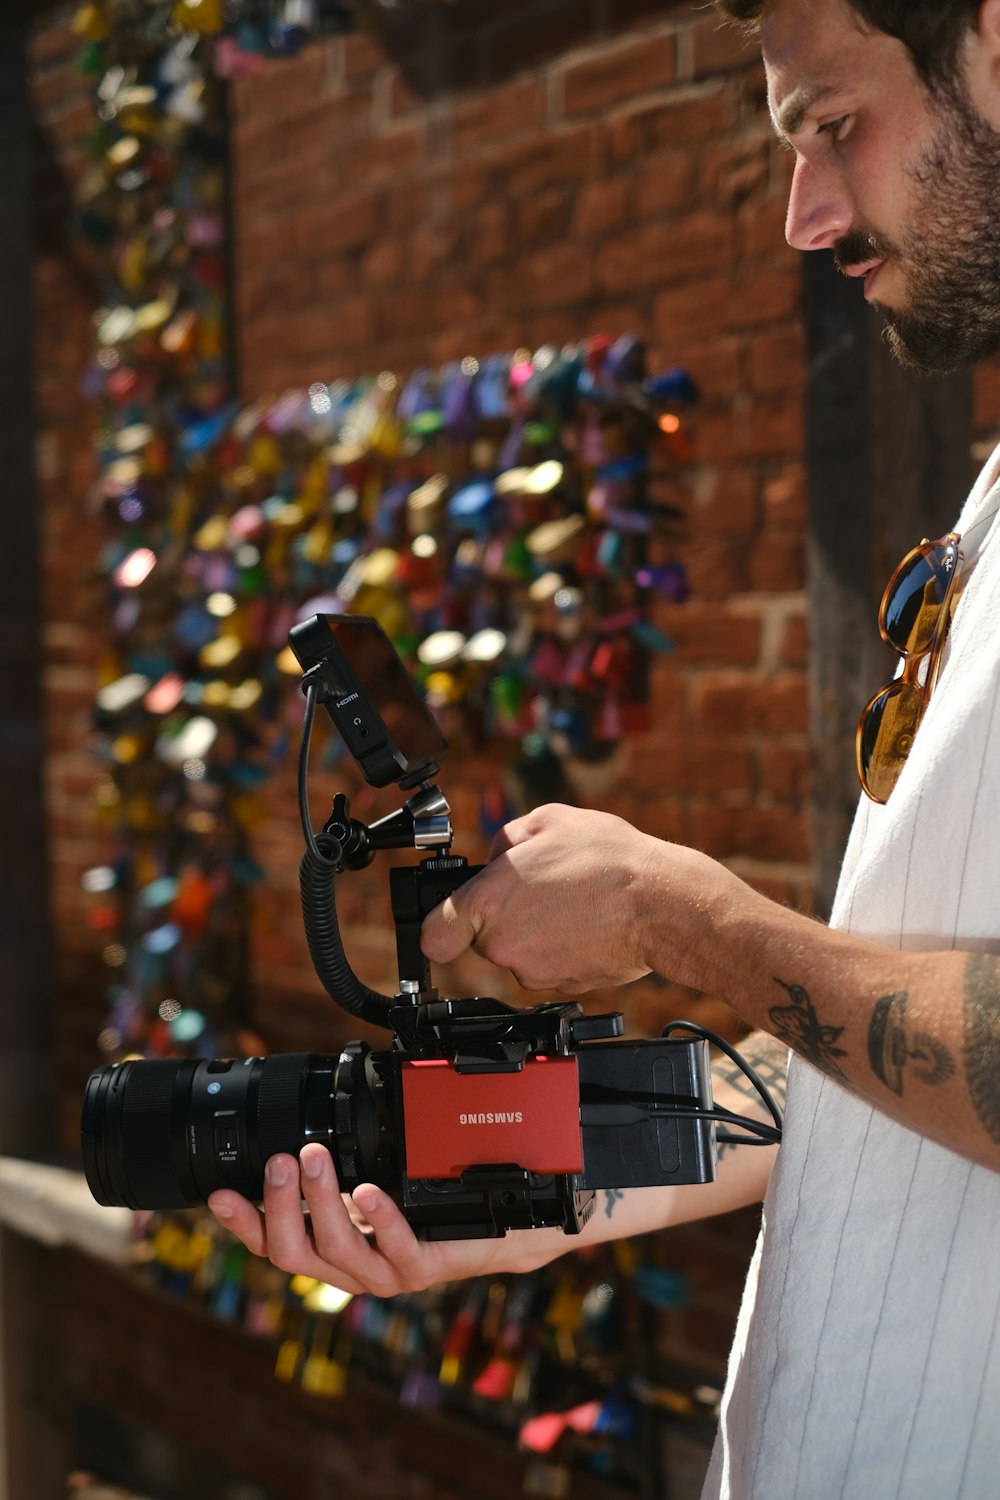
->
[762,0,878,132]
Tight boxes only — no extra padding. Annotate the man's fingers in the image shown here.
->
[208,1190,267,1256]
[421,889,479,963]
[349,1184,430,1289]
[209,1154,498,1298]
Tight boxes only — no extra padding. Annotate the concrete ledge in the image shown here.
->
[0,1157,132,1265]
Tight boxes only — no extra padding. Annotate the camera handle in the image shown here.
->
[320,781,474,996]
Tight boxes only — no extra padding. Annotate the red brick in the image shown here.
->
[737,395,804,460]
[509,241,597,311]
[28,19,78,68]
[472,198,513,263]
[312,254,360,302]
[739,189,794,258]
[629,733,755,796]
[655,600,763,664]
[683,537,751,599]
[763,464,807,528]
[570,176,632,240]
[488,123,604,197]
[606,84,736,164]
[345,122,427,186]
[518,185,573,246]
[661,336,745,401]
[688,12,759,79]
[562,34,676,117]
[408,219,463,281]
[621,794,693,846]
[759,740,812,801]
[360,234,406,288]
[245,47,332,119]
[687,407,743,466]
[634,149,699,220]
[692,670,809,735]
[749,326,806,396]
[286,190,381,258]
[342,29,385,83]
[688,465,760,535]
[451,76,548,150]
[654,274,734,344]
[28,66,88,115]
[690,801,810,863]
[747,529,807,591]
[599,212,735,295]
[450,159,491,211]
[730,264,802,327]
[587,300,648,339]
[973,359,1000,429]
[700,138,771,207]
[780,609,809,667]
[236,265,310,321]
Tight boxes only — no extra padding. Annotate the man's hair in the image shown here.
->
[711,0,981,91]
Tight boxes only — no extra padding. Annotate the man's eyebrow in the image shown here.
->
[771,83,840,141]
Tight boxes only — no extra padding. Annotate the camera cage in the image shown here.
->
[289,615,782,1239]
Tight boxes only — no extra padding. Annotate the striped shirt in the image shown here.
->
[703,450,1000,1499]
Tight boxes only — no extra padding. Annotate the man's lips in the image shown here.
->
[842,258,887,298]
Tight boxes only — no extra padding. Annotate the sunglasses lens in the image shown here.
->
[882,545,954,655]
[858,681,924,803]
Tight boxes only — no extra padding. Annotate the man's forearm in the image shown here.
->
[637,858,1000,1172]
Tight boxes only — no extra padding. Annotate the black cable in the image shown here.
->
[644,1105,781,1142]
[659,1020,784,1134]
[298,679,340,867]
[581,1099,781,1146]
[296,675,395,1027]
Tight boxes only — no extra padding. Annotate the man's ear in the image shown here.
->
[976,0,1000,56]
[966,0,1000,122]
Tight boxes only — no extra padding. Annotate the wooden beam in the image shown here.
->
[0,11,65,1498]
[803,252,972,916]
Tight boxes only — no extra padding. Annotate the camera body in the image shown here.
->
[82,616,718,1237]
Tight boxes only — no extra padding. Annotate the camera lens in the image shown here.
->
[81,1046,394,1210]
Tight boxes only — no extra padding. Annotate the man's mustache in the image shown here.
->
[834,229,898,271]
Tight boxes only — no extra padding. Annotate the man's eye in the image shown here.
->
[818,115,850,141]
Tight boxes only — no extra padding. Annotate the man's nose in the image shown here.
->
[784,156,852,251]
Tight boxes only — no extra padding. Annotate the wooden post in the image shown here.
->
[0,7,67,1497]
[802,252,973,917]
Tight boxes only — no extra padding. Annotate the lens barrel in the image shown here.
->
[81,1050,390,1210]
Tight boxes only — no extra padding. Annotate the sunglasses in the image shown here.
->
[856,532,962,804]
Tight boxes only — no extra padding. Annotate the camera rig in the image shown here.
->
[288,614,782,1240]
[81,615,781,1234]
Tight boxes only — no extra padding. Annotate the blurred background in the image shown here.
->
[0,1,991,1497]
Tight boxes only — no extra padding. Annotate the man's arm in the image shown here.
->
[207,1030,784,1292]
[422,804,1000,1173]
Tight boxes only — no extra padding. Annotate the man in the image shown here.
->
[210,3,1000,1493]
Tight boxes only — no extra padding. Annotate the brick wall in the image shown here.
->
[223,0,814,1050]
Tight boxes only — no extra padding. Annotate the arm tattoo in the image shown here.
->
[868,990,954,1096]
[602,1188,625,1220]
[963,953,1000,1146]
[714,1033,789,1111]
[714,1033,787,1161]
[768,977,849,1082]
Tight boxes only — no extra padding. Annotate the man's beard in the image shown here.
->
[834,88,1000,374]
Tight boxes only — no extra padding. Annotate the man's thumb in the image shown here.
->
[420,892,477,964]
